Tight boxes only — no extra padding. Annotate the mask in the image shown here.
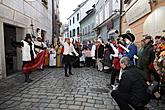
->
[125,39,131,44]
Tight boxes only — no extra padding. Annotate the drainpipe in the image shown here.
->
[52,0,55,44]
[119,0,123,35]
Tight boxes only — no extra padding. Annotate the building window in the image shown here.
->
[88,25,90,34]
[124,0,131,4]
[73,29,75,37]
[77,13,79,21]
[77,27,80,35]
[85,27,87,35]
[73,17,75,24]
[42,0,48,8]
[70,31,72,37]
[92,23,95,29]
[105,2,110,19]
[70,20,71,26]
[96,14,99,26]
[99,9,104,24]
[82,28,85,35]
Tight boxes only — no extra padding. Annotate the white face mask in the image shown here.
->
[125,39,131,44]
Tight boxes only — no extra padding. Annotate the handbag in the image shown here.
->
[138,70,159,95]
[146,81,159,95]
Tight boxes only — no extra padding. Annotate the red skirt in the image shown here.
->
[22,50,46,74]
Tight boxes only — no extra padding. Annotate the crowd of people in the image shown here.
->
[62,32,164,110]
[12,31,165,110]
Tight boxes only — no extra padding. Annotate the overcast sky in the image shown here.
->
[59,0,85,24]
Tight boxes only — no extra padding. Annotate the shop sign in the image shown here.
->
[126,0,151,25]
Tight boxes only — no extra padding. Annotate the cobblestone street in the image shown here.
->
[0,67,165,110]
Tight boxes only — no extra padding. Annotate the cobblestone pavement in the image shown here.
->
[0,67,165,110]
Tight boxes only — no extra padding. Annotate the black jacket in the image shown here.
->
[137,41,155,70]
[118,66,150,106]
[95,44,104,59]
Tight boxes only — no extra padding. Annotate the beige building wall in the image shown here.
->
[121,0,165,45]
[0,0,56,79]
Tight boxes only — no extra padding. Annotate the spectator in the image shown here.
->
[137,36,156,81]
[111,57,150,110]
[101,44,114,72]
[83,47,92,67]
[137,39,145,68]
[95,39,104,71]
[91,39,96,68]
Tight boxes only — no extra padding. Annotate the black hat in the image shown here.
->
[25,33,32,40]
[144,36,152,40]
[121,33,135,42]
[105,44,110,49]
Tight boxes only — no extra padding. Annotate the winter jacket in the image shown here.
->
[118,66,150,106]
[138,41,155,71]
[123,43,137,64]
[95,44,104,59]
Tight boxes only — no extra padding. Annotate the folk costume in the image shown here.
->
[34,37,47,69]
[59,38,79,77]
[12,34,45,82]
[121,33,137,65]
[49,46,56,67]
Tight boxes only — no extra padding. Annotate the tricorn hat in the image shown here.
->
[121,33,135,42]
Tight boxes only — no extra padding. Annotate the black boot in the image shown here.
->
[69,72,73,75]
[65,64,69,77]
[65,73,69,77]
[25,74,33,83]
[69,64,73,75]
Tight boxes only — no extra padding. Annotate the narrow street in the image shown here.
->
[0,67,164,110]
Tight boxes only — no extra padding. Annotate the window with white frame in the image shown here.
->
[77,13,79,21]
[85,27,87,35]
[112,0,120,12]
[91,23,95,32]
[73,29,75,36]
[82,28,85,36]
[99,9,104,24]
[105,2,110,20]
[96,14,99,26]
[70,20,71,26]
[70,31,72,37]
[73,17,75,24]
[88,25,90,34]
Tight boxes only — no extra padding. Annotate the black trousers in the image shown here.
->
[111,90,133,110]
[111,69,120,85]
[64,63,72,74]
[111,90,146,110]
[85,57,92,67]
[91,59,96,68]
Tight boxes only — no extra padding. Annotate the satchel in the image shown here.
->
[138,70,159,95]
[146,81,159,95]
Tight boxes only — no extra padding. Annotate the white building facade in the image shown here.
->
[95,0,120,40]
[0,0,58,79]
[68,0,98,42]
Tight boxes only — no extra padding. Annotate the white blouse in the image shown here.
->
[60,38,78,56]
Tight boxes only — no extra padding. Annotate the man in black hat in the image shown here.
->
[121,33,137,65]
